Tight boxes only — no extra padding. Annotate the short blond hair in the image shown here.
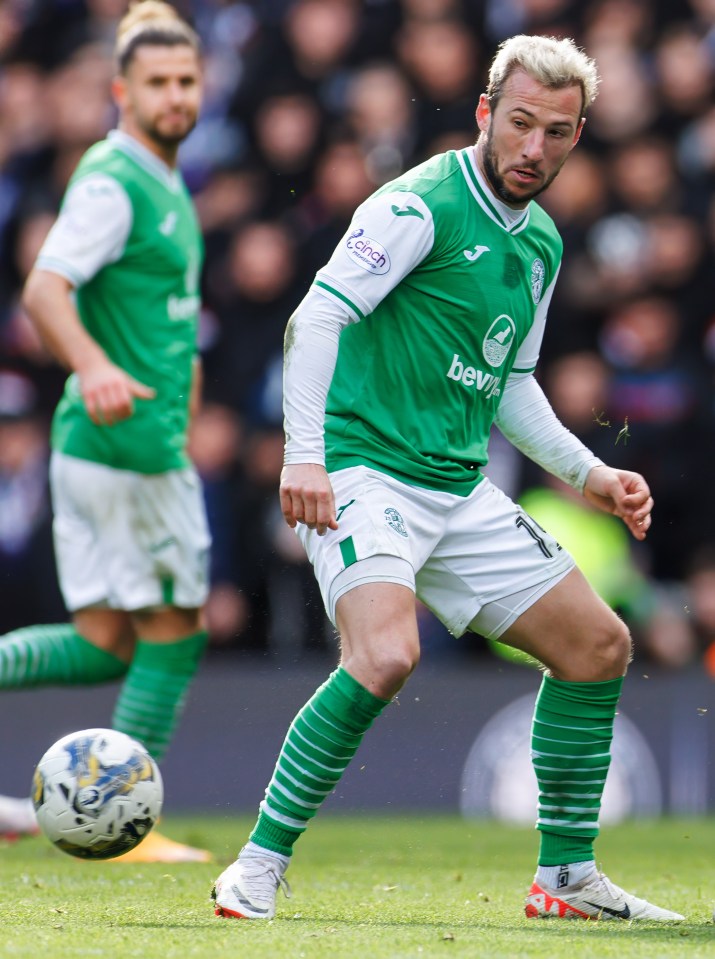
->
[115,1,200,74]
[487,35,599,114]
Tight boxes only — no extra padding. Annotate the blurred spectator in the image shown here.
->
[598,296,708,579]
[654,23,714,134]
[297,136,374,277]
[188,402,250,649]
[582,43,657,144]
[249,91,325,213]
[237,424,331,661]
[485,0,577,43]
[0,370,64,630]
[608,137,681,215]
[685,548,715,677]
[582,0,655,50]
[205,218,302,418]
[345,61,417,183]
[395,16,481,155]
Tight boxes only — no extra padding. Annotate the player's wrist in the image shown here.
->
[283,449,326,467]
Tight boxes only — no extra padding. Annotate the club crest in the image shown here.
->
[384,507,408,537]
[530,258,545,304]
[482,314,516,368]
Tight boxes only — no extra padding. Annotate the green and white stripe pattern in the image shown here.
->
[111,631,207,762]
[250,667,389,856]
[0,624,127,687]
[532,675,623,866]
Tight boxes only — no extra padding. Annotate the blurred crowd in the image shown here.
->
[0,0,714,672]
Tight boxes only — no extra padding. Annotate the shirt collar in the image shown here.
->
[107,130,182,191]
[470,148,528,226]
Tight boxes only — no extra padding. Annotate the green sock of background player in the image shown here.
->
[0,624,126,687]
[112,631,207,760]
[0,623,207,762]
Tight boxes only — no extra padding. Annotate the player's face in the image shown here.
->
[113,44,202,158]
[475,68,584,207]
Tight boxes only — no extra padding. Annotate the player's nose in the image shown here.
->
[522,130,545,161]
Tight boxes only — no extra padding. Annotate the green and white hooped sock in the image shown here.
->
[532,674,623,867]
[249,666,390,857]
[111,631,208,762]
[0,624,127,688]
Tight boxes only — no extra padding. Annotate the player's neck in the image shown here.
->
[117,120,179,169]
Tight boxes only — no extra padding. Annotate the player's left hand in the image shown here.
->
[582,465,653,541]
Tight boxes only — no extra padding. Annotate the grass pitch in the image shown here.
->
[0,815,713,958]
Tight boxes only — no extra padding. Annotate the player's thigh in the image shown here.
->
[335,580,420,697]
[416,477,574,638]
[298,466,448,624]
[499,567,631,681]
[131,605,204,641]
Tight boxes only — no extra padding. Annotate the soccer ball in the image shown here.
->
[31,728,163,860]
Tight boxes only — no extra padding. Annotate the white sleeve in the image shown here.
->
[283,289,353,465]
[494,372,604,491]
[313,190,434,319]
[35,173,133,287]
[511,268,560,373]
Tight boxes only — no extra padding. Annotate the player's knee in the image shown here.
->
[343,642,419,699]
[377,645,420,687]
[589,615,631,680]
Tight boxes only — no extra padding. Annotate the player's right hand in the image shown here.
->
[280,463,338,536]
[79,357,156,425]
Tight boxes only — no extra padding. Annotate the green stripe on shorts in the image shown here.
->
[161,575,175,606]
[339,536,357,568]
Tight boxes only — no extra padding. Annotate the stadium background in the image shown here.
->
[0,0,714,814]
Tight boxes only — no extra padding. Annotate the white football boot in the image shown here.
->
[525,871,684,921]
[0,795,39,838]
[213,846,291,920]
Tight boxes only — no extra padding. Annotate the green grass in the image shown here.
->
[1,815,713,958]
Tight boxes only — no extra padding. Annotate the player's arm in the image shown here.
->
[496,265,652,540]
[21,173,154,425]
[495,373,652,540]
[23,271,154,425]
[281,190,434,536]
[281,291,348,536]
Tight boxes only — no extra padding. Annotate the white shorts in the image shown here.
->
[297,466,575,640]
[50,451,211,612]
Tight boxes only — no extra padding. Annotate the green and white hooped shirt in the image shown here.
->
[302,147,564,495]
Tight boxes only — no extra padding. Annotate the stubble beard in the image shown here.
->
[140,112,197,152]
[481,127,561,206]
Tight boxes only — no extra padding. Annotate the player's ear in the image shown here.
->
[111,74,128,111]
[571,117,586,148]
[475,94,492,134]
